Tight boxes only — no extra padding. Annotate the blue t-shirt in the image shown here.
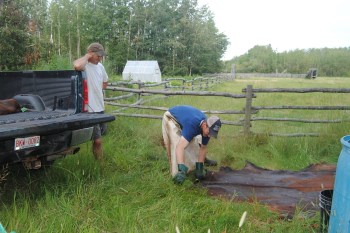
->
[169,105,210,145]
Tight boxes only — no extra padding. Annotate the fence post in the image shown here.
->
[137,82,142,101]
[243,85,253,135]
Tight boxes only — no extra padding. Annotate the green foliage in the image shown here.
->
[34,54,72,70]
[225,45,350,77]
[0,1,32,70]
[3,0,349,77]
[0,0,228,75]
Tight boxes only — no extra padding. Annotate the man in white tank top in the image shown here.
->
[73,42,109,160]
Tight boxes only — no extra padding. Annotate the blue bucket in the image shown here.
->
[328,135,350,232]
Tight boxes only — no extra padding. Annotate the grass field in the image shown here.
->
[1,77,350,232]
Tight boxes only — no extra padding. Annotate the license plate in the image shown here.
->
[14,136,40,151]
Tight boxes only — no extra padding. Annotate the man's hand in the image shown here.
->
[173,171,186,184]
[173,164,188,184]
[73,53,93,71]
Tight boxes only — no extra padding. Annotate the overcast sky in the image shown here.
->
[198,0,350,60]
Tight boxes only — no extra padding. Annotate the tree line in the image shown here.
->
[0,0,229,75]
[1,1,349,77]
[224,45,350,77]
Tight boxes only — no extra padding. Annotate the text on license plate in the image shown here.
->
[14,136,40,151]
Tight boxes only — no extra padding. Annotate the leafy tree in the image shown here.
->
[0,0,32,70]
[0,0,229,75]
[228,46,350,77]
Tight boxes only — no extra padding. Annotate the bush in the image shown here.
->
[34,54,72,70]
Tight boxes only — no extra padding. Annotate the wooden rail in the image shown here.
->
[106,86,248,98]
[243,87,350,93]
[105,77,349,137]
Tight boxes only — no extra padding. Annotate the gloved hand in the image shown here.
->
[195,162,208,180]
[173,164,188,184]
[173,171,186,184]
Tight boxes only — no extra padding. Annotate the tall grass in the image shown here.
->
[1,77,349,232]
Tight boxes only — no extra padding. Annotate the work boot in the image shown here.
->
[204,157,217,166]
[173,164,188,184]
[195,162,207,180]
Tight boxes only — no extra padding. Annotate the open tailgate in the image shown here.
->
[0,112,115,140]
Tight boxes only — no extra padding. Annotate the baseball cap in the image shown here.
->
[207,116,221,138]
[87,43,106,56]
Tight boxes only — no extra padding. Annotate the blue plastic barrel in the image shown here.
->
[328,135,350,233]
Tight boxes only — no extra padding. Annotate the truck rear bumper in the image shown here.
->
[0,112,115,166]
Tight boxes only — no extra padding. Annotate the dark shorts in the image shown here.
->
[92,111,107,140]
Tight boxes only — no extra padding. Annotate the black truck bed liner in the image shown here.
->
[0,111,115,140]
[0,111,74,125]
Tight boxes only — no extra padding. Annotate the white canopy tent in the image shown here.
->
[122,60,162,83]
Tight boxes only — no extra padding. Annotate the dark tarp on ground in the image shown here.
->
[201,162,335,218]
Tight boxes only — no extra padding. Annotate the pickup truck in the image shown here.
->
[0,70,115,169]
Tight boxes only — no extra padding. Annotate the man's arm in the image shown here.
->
[73,53,92,71]
[102,82,108,89]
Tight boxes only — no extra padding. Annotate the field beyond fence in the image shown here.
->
[106,76,350,137]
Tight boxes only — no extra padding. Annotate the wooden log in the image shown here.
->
[111,113,163,119]
[142,81,168,87]
[106,86,249,98]
[203,110,252,114]
[253,105,350,110]
[243,85,253,135]
[165,78,186,81]
[106,102,250,115]
[251,117,342,123]
[268,133,320,137]
[104,93,134,101]
[109,81,143,86]
[242,87,350,93]
[108,81,168,87]
[165,85,187,89]
[111,112,243,126]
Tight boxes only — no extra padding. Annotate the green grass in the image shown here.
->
[1,77,350,232]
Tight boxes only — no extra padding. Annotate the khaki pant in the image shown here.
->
[162,111,201,177]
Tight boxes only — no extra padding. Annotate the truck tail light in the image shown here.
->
[82,79,89,112]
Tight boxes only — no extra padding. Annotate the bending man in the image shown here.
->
[162,105,222,184]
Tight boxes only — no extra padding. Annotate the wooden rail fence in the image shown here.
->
[105,78,350,137]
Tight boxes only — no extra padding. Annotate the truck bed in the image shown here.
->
[0,70,116,168]
[0,111,115,140]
